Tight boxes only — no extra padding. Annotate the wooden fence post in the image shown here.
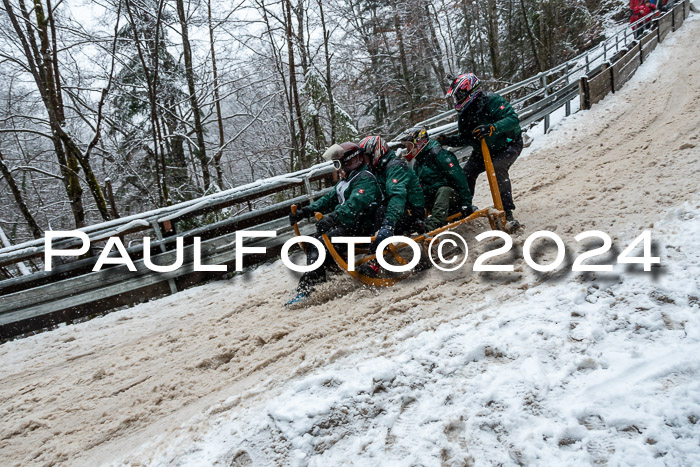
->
[578,76,590,111]
[638,39,643,64]
[541,73,550,133]
[671,4,676,30]
[603,62,613,95]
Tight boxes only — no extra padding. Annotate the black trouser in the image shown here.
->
[463,135,523,213]
[296,225,354,294]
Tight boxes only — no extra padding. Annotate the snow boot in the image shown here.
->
[285,291,310,307]
[357,260,381,278]
[505,211,522,233]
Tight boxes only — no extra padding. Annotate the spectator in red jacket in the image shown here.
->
[631,0,656,38]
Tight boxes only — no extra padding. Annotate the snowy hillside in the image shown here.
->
[128,202,700,466]
[1,13,699,467]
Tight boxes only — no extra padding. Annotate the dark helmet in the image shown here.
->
[399,127,429,162]
[446,73,481,112]
[358,135,389,168]
[322,141,364,171]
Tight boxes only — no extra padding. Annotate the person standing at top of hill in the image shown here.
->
[437,73,523,231]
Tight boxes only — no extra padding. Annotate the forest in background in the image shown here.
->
[0,0,624,243]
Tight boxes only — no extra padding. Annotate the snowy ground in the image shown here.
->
[1,13,699,467]
[124,201,700,466]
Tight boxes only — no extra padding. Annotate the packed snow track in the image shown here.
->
[1,15,699,467]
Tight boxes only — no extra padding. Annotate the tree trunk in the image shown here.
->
[208,0,226,189]
[486,0,501,78]
[125,0,169,204]
[3,0,120,227]
[519,0,544,72]
[317,0,337,143]
[42,0,110,221]
[391,0,415,120]
[0,151,43,239]
[258,0,295,172]
[176,0,211,192]
[283,0,307,168]
[425,3,448,93]
[460,0,478,73]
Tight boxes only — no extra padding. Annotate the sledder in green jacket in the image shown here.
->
[441,91,521,154]
[286,142,381,305]
[305,164,381,233]
[401,129,475,231]
[358,135,426,252]
[440,73,524,230]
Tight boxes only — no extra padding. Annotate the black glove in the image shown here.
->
[472,124,495,140]
[370,219,395,253]
[435,134,448,145]
[316,211,338,235]
[461,204,477,218]
[289,206,313,225]
[410,206,428,234]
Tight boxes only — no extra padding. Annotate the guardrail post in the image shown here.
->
[615,34,619,52]
[603,40,607,61]
[565,63,571,117]
[150,220,178,294]
[0,226,31,276]
[303,176,314,203]
[585,54,590,74]
[541,73,550,133]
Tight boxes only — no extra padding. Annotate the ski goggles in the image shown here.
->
[332,148,362,170]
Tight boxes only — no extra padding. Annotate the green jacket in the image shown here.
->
[308,164,381,231]
[414,140,472,207]
[443,91,522,154]
[373,150,425,225]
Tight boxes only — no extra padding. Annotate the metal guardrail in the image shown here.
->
[0,3,691,337]
[0,163,336,268]
[390,8,665,143]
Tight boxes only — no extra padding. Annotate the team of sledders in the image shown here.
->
[286,73,524,305]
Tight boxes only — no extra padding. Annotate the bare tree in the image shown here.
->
[0,149,42,238]
[176,0,211,191]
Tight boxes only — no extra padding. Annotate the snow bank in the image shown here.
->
[130,201,700,466]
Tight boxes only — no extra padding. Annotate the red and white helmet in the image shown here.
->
[399,127,429,162]
[446,73,481,112]
[358,135,388,168]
